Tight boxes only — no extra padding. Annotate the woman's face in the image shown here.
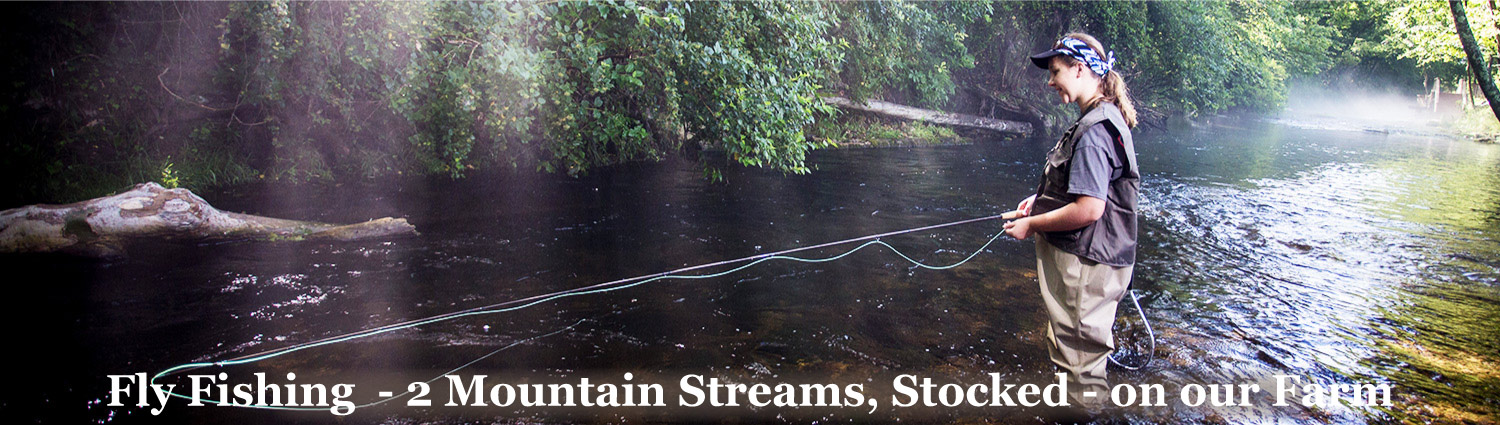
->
[1046,56,1095,105]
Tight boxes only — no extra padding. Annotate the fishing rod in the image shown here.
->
[151,211,1154,408]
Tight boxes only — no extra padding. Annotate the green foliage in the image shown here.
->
[672,1,838,175]
[4,0,1484,206]
[538,0,678,175]
[159,159,180,189]
[832,1,990,108]
[540,1,838,177]
[217,1,428,180]
[807,113,960,147]
[977,1,1356,120]
[905,121,958,141]
[1082,1,1334,113]
[1457,106,1500,134]
[1386,0,1495,81]
[1264,2,1418,91]
[398,1,541,177]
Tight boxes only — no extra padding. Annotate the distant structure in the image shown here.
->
[1422,77,1480,117]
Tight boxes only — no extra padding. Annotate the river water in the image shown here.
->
[4,116,1498,424]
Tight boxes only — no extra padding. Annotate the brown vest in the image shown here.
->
[1032,102,1139,266]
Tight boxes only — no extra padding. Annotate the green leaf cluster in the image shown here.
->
[1383,0,1498,82]
[539,1,839,178]
[832,1,991,108]
[397,1,542,177]
[1062,1,1336,114]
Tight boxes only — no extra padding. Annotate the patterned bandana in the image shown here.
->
[1052,37,1115,77]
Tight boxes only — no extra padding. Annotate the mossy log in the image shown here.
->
[823,96,1033,136]
[0,182,418,258]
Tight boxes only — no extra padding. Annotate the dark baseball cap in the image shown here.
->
[1030,41,1077,70]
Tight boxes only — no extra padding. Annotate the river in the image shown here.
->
[5,115,1498,424]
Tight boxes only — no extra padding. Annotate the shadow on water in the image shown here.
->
[4,118,1499,424]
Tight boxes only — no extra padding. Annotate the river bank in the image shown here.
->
[12,95,1498,214]
[809,112,978,148]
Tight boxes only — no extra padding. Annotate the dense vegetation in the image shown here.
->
[1,1,1493,206]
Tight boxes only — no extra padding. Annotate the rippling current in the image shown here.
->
[4,117,1497,424]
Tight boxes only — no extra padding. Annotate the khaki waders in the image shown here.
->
[1034,236,1131,409]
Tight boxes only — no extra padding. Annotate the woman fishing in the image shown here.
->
[1002,32,1140,414]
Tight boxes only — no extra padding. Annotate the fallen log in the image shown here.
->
[823,96,1033,136]
[0,182,418,258]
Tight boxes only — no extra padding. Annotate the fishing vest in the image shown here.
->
[1032,101,1139,267]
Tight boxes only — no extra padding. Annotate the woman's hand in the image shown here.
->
[1003,217,1033,240]
[1016,195,1035,217]
[1002,195,1103,240]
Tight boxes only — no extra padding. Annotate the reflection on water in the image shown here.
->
[3,118,1498,424]
[1138,121,1500,423]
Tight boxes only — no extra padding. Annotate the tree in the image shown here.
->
[1452,0,1500,121]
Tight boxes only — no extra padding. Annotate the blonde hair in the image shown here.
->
[1058,32,1138,128]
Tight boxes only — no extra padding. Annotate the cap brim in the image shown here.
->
[1029,50,1063,69]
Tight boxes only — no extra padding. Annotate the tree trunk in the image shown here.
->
[0,182,418,258]
[822,96,1033,136]
[1489,0,1500,58]
[1452,0,1500,121]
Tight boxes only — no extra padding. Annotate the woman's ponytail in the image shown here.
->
[1103,70,1138,128]
[1063,32,1138,129]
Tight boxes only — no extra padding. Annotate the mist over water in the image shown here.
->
[1276,82,1452,136]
